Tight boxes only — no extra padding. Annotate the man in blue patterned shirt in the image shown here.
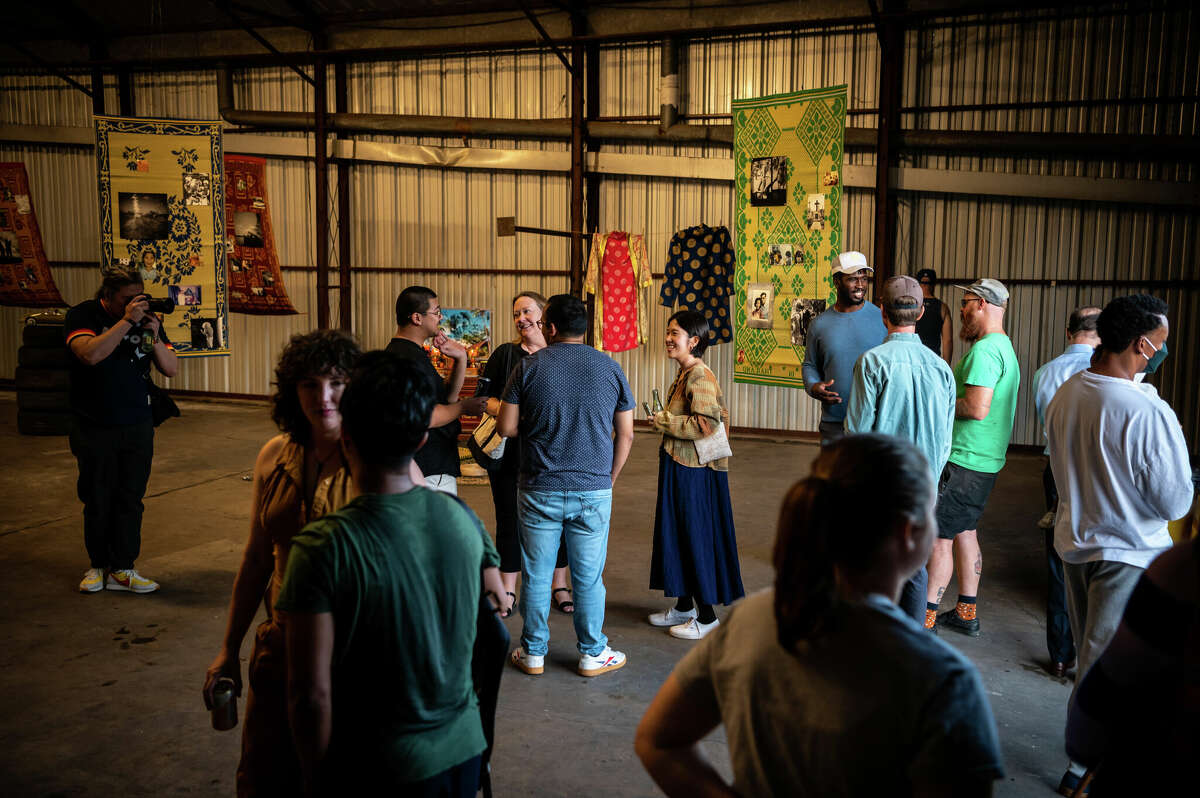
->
[499,294,636,678]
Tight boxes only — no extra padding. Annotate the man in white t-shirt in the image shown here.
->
[1045,293,1193,797]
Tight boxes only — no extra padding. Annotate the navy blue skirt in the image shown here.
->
[650,447,745,606]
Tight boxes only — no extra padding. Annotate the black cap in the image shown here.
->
[915,268,937,284]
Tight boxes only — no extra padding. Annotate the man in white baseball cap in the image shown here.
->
[801,251,886,446]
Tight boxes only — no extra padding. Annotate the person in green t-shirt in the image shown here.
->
[924,279,1020,638]
[276,350,509,796]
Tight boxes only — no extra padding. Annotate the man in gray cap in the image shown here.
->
[801,251,887,446]
[925,278,1020,636]
[846,274,956,623]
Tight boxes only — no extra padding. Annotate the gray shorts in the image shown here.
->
[935,462,998,539]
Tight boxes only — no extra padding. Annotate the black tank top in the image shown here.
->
[916,296,943,354]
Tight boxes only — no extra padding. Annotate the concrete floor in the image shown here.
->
[0,392,1074,796]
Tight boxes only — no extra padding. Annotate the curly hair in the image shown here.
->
[271,329,362,444]
[1097,294,1168,355]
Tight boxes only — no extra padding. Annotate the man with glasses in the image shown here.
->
[914,268,953,363]
[925,279,1020,637]
[801,251,887,446]
[387,286,487,494]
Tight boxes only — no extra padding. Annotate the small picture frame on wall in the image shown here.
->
[746,282,773,329]
[750,156,787,206]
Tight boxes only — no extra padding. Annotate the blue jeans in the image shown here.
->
[517,488,613,657]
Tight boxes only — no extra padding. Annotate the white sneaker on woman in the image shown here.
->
[669,618,719,640]
[647,606,697,627]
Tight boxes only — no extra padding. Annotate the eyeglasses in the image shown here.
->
[425,308,444,318]
[960,297,982,308]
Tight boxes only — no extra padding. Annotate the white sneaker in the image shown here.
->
[647,606,698,627]
[1037,511,1057,530]
[79,568,105,593]
[510,647,544,675]
[577,646,626,677]
[105,569,159,594]
[669,617,719,640]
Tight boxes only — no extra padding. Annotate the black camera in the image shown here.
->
[138,295,176,314]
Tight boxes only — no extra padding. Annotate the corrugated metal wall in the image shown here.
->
[1,6,1196,446]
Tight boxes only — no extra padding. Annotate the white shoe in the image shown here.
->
[647,606,698,627]
[1037,511,1057,530]
[79,568,105,593]
[105,569,159,594]
[510,648,544,675]
[669,618,719,640]
[577,647,626,677]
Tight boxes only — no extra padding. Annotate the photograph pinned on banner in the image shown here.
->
[183,173,211,206]
[169,284,201,306]
[768,243,794,268]
[750,156,787,206]
[190,317,221,350]
[805,193,827,231]
[0,231,19,264]
[746,282,773,329]
[118,192,169,240]
[234,211,264,248]
[790,298,827,347]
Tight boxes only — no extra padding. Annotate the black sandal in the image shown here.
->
[552,587,574,614]
[501,591,516,619]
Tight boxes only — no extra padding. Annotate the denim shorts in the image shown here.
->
[935,462,998,539]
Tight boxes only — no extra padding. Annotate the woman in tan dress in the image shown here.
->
[202,329,361,797]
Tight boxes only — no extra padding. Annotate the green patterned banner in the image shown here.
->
[732,85,846,388]
[95,116,229,357]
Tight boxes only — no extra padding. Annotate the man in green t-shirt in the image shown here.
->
[276,351,509,795]
[925,279,1020,637]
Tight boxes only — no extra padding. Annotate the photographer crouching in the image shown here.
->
[67,268,178,594]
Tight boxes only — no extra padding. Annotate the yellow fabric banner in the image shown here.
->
[95,116,229,357]
[732,86,847,388]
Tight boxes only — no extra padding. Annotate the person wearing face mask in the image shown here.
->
[1045,294,1193,798]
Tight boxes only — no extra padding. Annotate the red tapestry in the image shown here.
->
[224,155,297,315]
[0,163,66,308]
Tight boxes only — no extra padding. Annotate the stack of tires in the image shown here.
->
[17,310,72,436]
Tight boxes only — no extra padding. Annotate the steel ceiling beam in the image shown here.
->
[209,0,316,87]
